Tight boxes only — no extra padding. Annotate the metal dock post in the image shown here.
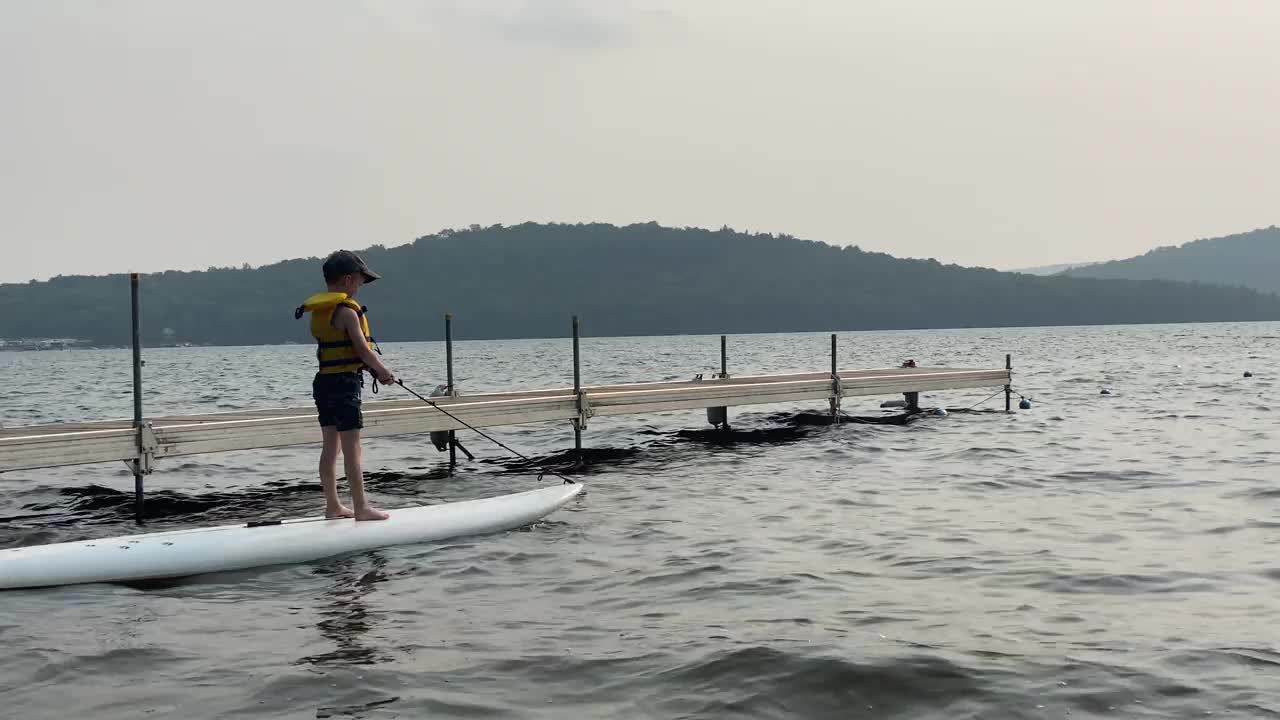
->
[1005,353,1013,413]
[130,273,146,523]
[572,316,584,465]
[707,335,730,429]
[446,313,456,467]
[830,333,841,422]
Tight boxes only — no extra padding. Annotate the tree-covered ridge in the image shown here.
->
[1060,226,1280,294]
[4,222,1280,346]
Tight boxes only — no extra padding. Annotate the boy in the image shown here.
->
[295,249,395,521]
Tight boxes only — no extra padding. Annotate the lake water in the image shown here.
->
[1,323,1278,718]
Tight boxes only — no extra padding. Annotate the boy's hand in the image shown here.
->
[377,369,395,385]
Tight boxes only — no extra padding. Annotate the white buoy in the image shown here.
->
[932,408,948,417]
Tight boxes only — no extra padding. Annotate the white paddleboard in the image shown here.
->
[0,483,584,590]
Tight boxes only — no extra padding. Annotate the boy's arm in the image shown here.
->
[334,306,394,383]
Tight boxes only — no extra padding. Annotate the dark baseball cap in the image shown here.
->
[322,249,381,284]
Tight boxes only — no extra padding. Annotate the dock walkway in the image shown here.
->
[0,366,1009,474]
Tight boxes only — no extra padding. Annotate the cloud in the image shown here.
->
[430,0,683,50]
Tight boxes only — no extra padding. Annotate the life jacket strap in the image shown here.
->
[318,357,365,369]
[315,335,375,350]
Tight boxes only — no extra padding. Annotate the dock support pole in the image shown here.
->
[130,273,145,524]
[572,316,583,466]
[1005,353,1013,413]
[707,335,730,429]
[830,333,841,423]
[721,334,729,430]
[904,391,920,413]
[446,313,456,468]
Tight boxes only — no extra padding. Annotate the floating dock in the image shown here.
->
[0,365,1010,474]
[0,274,1017,521]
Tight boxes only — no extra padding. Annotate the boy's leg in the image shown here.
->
[339,428,389,521]
[320,426,354,518]
[315,372,356,519]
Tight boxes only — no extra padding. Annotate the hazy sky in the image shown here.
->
[2,1,1276,283]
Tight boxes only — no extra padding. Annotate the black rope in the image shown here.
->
[827,385,1030,421]
[958,386,1032,412]
[961,388,1007,412]
[393,380,576,484]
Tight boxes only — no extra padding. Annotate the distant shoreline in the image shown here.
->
[6,317,1280,352]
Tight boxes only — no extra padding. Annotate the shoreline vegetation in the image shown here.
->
[5,222,1280,348]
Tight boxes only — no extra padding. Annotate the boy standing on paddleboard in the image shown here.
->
[295,250,395,521]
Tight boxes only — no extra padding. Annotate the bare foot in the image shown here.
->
[354,505,390,521]
[325,504,355,519]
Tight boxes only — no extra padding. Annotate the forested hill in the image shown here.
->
[1060,226,1280,294]
[5,222,1280,346]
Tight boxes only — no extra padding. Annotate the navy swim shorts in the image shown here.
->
[313,371,363,432]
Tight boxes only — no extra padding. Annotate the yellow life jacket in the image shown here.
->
[293,292,379,374]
